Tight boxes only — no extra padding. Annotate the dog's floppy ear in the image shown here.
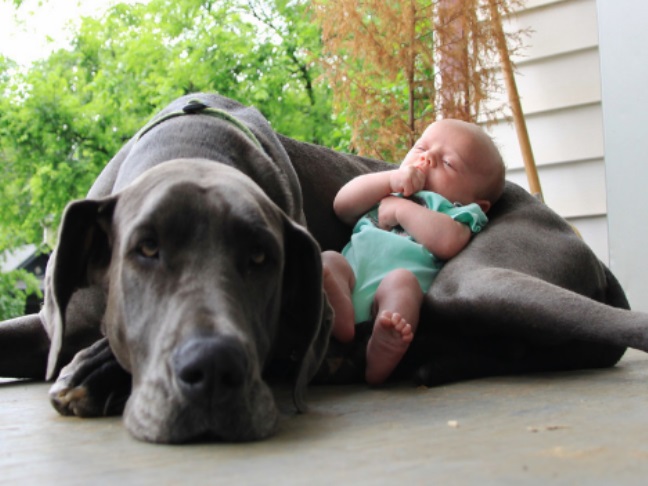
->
[44,197,117,380]
[280,217,332,413]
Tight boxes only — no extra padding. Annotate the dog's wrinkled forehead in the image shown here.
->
[130,159,265,200]
[125,159,272,212]
[114,159,284,244]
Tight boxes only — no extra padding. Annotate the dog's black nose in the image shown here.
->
[173,336,248,402]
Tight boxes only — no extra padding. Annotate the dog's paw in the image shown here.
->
[49,376,92,416]
[49,338,131,417]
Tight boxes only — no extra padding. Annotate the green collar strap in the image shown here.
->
[136,98,263,150]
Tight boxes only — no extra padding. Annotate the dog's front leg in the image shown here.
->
[0,314,50,379]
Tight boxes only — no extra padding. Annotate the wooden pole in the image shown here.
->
[487,0,543,202]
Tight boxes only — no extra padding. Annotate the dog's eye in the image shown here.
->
[250,250,266,266]
[242,247,270,276]
[137,239,159,259]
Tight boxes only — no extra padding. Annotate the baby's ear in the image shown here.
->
[476,199,491,213]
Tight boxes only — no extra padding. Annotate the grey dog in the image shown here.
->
[1,93,647,443]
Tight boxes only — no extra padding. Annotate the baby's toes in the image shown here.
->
[401,322,413,337]
[390,312,406,329]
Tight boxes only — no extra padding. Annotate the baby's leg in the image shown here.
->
[366,269,423,385]
[322,251,356,343]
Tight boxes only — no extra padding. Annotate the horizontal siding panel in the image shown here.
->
[509,0,599,61]
[487,103,605,170]
[491,0,609,265]
[486,47,602,115]
[506,158,607,218]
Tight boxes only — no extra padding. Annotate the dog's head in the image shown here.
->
[43,159,331,442]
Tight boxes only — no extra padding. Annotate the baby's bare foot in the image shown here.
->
[365,311,414,385]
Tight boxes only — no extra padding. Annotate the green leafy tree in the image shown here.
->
[0,269,41,320]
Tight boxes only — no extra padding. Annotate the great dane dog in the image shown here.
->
[1,93,647,443]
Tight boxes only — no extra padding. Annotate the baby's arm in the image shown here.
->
[378,196,472,260]
[334,165,426,225]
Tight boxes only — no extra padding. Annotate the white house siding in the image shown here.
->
[597,0,648,312]
[487,0,609,263]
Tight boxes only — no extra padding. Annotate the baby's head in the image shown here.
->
[402,119,505,213]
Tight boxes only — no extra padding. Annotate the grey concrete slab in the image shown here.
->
[2,350,648,485]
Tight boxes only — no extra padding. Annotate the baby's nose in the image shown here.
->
[421,151,436,167]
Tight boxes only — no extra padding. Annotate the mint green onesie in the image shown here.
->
[341,191,488,323]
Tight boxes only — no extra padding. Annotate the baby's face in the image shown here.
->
[401,120,496,207]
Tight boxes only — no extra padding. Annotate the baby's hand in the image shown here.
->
[389,162,428,196]
[377,195,404,229]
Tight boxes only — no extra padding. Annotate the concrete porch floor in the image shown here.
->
[2,349,648,485]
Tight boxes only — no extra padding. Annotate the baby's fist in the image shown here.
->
[390,164,427,196]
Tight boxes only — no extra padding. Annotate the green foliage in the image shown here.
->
[0,269,41,321]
